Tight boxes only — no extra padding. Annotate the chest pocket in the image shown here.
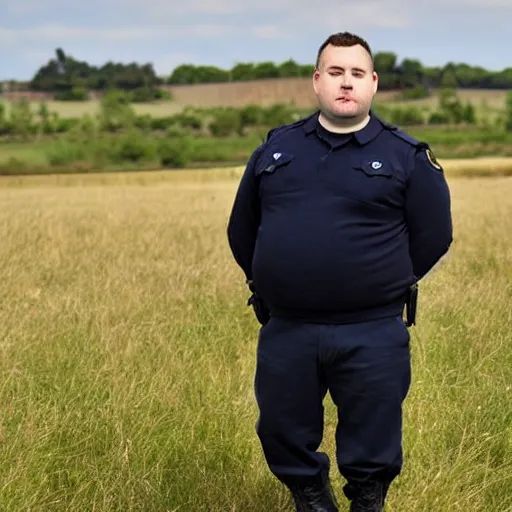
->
[255,152,301,195]
[329,156,398,207]
[356,159,393,178]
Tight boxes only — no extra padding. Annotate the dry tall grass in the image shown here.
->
[0,168,511,510]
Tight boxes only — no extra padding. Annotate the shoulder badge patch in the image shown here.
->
[425,148,442,171]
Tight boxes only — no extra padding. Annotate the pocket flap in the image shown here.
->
[255,152,295,176]
[356,159,393,177]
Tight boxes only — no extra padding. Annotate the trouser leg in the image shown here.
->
[322,316,412,510]
[254,317,330,489]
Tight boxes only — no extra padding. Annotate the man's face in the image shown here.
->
[313,44,378,121]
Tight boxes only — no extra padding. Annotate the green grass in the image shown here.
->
[0,140,52,166]
[0,170,511,510]
[1,126,512,177]
[0,132,267,175]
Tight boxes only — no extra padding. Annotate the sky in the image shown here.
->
[1,0,510,81]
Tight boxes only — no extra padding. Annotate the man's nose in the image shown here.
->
[340,76,353,88]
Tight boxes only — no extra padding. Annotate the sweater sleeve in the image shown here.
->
[227,144,265,281]
[405,147,453,280]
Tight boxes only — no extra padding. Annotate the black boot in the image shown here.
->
[289,473,339,511]
[344,480,389,512]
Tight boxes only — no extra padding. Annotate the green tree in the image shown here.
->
[31,50,161,92]
[398,58,423,88]
[279,59,301,77]
[374,52,397,73]
[438,88,464,124]
[462,103,476,124]
[422,66,442,87]
[253,62,280,79]
[98,89,135,132]
[231,63,255,81]
[0,101,10,135]
[10,98,34,139]
[440,66,458,89]
[374,52,399,89]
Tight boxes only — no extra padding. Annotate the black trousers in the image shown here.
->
[254,315,411,490]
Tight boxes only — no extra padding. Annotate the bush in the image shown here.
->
[505,92,512,132]
[262,104,297,126]
[158,138,190,168]
[130,87,171,103]
[462,103,476,124]
[99,90,135,132]
[47,140,87,166]
[150,116,175,131]
[429,111,451,125]
[209,109,242,137]
[53,117,81,134]
[113,131,157,163]
[240,105,265,126]
[172,113,202,131]
[134,114,153,132]
[0,157,31,175]
[166,125,187,138]
[54,87,89,101]
[0,119,13,135]
[390,106,424,126]
[9,98,36,139]
[399,85,430,100]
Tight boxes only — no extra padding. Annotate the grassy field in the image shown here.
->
[0,165,511,511]
[2,131,512,176]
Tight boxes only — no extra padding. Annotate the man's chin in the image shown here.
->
[329,103,359,117]
[332,110,359,120]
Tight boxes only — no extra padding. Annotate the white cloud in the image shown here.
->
[6,0,509,52]
[430,0,512,6]
[121,0,286,15]
[250,25,295,40]
[0,24,233,45]
[136,0,414,28]
[315,2,412,30]
[4,0,415,27]
[4,0,511,20]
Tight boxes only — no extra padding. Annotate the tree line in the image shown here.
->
[167,56,512,90]
[2,49,512,96]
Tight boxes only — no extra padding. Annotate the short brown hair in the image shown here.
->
[315,32,373,69]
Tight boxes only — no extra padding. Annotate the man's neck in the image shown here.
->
[318,112,371,134]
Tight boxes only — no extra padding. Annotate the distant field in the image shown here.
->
[374,88,508,109]
[164,79,508,109]
[4,99,184,119]
[2,81,508,118]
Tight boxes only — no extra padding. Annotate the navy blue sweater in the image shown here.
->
[227,112,453,324]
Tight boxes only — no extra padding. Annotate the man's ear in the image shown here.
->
[312,68,320,94]
[372,71,379,94]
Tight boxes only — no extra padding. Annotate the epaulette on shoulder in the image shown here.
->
[380,119,427,149]
[264,116,309,143]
